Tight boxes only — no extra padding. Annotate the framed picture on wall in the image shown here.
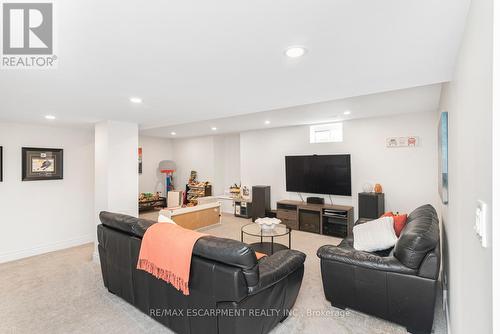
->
[438,112,449,204]
[138,147,143,174]
[22,147,63,181]
[0,146,3,182]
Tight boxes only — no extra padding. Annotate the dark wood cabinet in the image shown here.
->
[298,209,321,233]
[276,204,299,230]
[276,200,354,238]
[280,218,298,230]
[235,200,252,219]
[358,192,385,219]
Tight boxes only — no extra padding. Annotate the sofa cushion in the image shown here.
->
[393,204,439,269]
[353,216,398,252]
[337,236,396,258]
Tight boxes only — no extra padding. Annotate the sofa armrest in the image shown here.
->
[247,249,306,295]
[317,245,416,275]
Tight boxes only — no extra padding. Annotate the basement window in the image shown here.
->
[309,123,343,143]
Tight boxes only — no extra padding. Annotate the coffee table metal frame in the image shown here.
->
[240,223,291,255]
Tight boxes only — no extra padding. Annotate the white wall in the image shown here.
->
[214,134,241,212]
[171,134,241,189]
[213,134,241,195]
[95,121,139,218]
[139,136,173,195]
[240,111,439,220]
[0,122,94,263]
[438,0,493,333]
[170,134,241,213]
[164,112,438,218]
[172,136,216,190]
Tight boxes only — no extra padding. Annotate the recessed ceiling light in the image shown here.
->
[285,46,307,58]
[343,110,351,115]
[129,97,142,104]
[171,132,176,136]
[45,115,56,120]
[265,120,271,125]
[211,127,217,131]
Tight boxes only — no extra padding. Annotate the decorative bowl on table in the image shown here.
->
[255,217,282,231]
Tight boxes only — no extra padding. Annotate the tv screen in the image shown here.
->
[285,154,351,196]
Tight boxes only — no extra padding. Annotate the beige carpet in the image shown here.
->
[0,212,446,334]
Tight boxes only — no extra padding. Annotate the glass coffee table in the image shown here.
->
[241,223,291,255]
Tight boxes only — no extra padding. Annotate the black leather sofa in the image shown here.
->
[97,212,306,334]
[317,204,440,334]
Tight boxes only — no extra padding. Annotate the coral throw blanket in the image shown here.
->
[137,223,207,295]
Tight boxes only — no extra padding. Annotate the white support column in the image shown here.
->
[93,121,139,260]
[492,1,499,332]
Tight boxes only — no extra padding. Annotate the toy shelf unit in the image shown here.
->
[139,193,166,212]
[185,182,212,205]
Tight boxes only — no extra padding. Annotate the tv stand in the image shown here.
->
[276,200,354,238]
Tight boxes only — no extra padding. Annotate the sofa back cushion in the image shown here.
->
[100,211,154,237]
[393,205,439,269]
[192,235,259,287]
[99,211,259,287]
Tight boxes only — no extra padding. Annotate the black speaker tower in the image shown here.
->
[358,192,385,219]
[251,186,271,221]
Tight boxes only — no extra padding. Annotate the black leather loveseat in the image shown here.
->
[97,212,306,334]
[317,204,440,334]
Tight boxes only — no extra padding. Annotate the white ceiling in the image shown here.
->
[0,1,469,128]
[141,83,443,138]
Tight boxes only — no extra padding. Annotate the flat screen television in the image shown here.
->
[285,154,351,196]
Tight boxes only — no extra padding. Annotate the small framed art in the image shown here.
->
[22,147,63,181]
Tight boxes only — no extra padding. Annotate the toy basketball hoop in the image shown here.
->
[159,160,176,199]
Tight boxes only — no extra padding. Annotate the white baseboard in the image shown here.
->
[0,234,94,264]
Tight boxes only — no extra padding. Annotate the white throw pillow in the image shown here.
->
[353,216,398,252]
[158,214,177,224]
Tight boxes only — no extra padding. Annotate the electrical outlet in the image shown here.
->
[474,200,488,248]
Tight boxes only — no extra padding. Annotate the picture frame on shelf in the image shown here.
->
[241,185,251,200]
[22,147,63,181]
